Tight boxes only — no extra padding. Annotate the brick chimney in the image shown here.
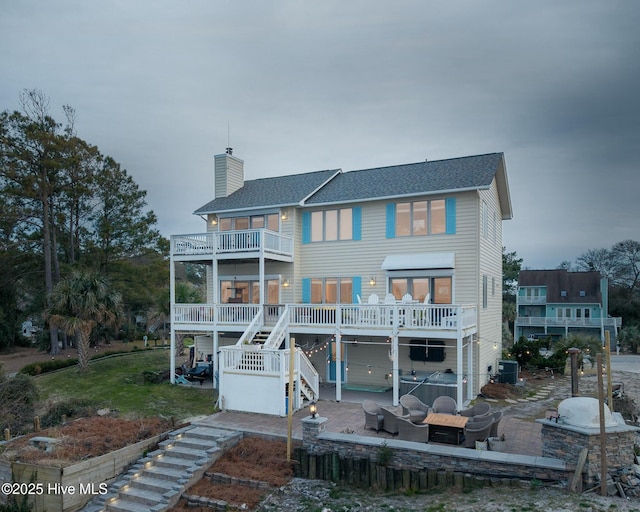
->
[214,148,244,198]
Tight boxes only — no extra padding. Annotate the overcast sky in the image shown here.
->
[2,1,638,269]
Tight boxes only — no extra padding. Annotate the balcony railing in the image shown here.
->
[516,296,547,305]
[173,304,260,324]
[173,303,477,332]
[516,316,622,328]
[171,229,293,258]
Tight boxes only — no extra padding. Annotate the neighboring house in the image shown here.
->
[514,269,622,343]
[169,149,512,416]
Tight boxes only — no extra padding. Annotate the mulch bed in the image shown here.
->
[2,416,173,465]
[168,437,296,511]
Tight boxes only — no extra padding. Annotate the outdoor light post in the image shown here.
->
[310,401,318,419]
[568,347,581,397]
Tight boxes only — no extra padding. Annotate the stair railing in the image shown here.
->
[262,305,290,349]
[235,308,264,346]
[296,348,319,401]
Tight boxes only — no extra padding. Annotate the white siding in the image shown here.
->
[214,154,244,198]
[477,179,505,387]
[295,192,481,305]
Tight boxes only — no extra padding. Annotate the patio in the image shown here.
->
[195,386,543,457]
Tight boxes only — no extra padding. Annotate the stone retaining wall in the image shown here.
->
[292,448,538,492]
[302,417,570,483]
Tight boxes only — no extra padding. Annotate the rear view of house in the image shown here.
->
[169,150,512,415]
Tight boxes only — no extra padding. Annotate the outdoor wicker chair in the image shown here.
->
[400,394,430,423]
[362,400,384,432]
[396,416,430,443]
[488,410,503,437]
[432,395,457,415]
[463,415,494,448]
[459,402,491,418]
[381,406,409,435]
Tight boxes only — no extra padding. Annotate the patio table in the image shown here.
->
[423,412,468,445]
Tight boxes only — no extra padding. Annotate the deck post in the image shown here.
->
[213,329,219,390]
[335,331,342,402]
[456,307,463,407]
[169,254,176,384]
[392,332,399,406]
[466,334,473,402]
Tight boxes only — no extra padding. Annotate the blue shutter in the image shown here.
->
[302,211,311,244]
[385,203,396,238]
[352,276,362,303]
[302,278,311,303]
[445,197,456,234]
[352,207,362,240]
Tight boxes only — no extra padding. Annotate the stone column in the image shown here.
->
[539,419,639,485]
[302,416,327,454]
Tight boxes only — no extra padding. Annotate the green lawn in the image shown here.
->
[35,349,216,420]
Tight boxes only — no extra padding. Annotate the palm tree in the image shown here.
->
[47,270,123,372]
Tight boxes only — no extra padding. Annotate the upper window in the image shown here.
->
[482,275,488,309]
[482,201,488,238]
[220,278,280,304]
[395,199,445,237]
[311,208,354,242]
[219,213,280,232]
[493,212,497,245]
[310,277,353,304]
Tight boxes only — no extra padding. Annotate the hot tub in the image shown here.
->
[399,371,465,405]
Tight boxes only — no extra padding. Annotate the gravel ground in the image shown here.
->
[258,477,640,511]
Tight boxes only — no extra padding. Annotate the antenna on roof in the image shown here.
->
[226,122,233,155]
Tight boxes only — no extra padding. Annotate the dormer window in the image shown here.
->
[561,291,567,297]
[579,290,586,297]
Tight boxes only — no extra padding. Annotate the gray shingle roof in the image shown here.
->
[194,152,505,214]
[304,153,504,205]
[194,169,339,214]
[518,270,602,303]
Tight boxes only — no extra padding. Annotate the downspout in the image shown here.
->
[475,191,481,399]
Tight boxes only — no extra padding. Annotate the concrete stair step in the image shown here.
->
[105,497,152,512]
[154,456,193,470]
[172,437,210,450]
[83,424,242,512]
[184,428,241,451]
[118,486,164,507]
[143,465,186,482]
[129,475,171,494]
[183,426,230,441]
[161,445,208,460]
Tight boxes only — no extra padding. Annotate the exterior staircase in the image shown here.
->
[251,331,272,346]
[81,424,241,512]
[298,375,315,402]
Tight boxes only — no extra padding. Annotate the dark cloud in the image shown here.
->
[1,0,638,269]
